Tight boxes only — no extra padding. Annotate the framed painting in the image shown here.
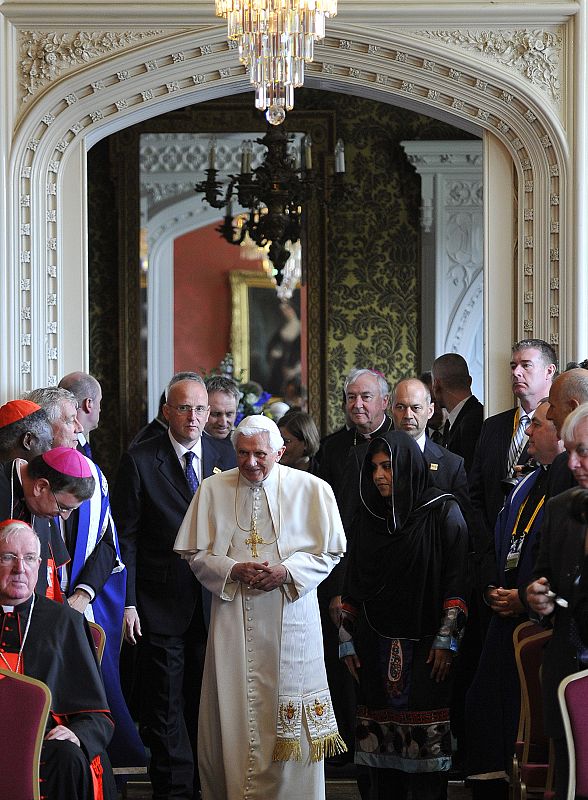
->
[230,270,303,399]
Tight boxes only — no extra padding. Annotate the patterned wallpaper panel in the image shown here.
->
[295,91,477,431]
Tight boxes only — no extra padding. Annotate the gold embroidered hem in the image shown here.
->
[310,733,348,763]
[273,689,348,763]
[272,739,303,762]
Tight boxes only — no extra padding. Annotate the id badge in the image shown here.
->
[505,551,520,571]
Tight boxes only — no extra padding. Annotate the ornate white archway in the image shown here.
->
[1,12,577,412]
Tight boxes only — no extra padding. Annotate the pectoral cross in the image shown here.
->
[245,518,264,558]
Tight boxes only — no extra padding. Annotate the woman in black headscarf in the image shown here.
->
[340,431,468,800]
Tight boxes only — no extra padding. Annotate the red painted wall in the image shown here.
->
[173,223,264,374]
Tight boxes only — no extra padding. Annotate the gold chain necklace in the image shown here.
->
[0,593,35,674]
[234,472,281,558]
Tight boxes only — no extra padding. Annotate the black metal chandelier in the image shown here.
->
[194,123,345,290]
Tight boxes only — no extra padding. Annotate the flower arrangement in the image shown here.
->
[203,353,285,425]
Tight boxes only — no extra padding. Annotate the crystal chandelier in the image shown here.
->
[215,0,338,125]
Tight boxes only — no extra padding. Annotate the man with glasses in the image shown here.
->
[0,446,94,599]
[112,371,236,800]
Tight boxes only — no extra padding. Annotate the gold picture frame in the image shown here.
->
[230,270,303,397]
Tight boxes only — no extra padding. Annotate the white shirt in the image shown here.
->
[446,396,470,429]
[168,429,203,484]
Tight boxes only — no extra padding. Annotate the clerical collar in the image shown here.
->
[354,415,387,442]
[1,593,34,616]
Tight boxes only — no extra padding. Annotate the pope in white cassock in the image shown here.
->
[174,414,347,800]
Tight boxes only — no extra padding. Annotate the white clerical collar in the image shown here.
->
[359,415,387,439]
[2,605,14,613]
[415,431,427,452]
[447,396,470,428]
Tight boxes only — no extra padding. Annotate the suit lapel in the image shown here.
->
[156,437,192,504]
[201,437,216,480]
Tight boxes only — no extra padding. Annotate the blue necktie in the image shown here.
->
[80,441,93,460]
[184,451,199,494]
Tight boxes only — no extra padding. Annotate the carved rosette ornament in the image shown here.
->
[413,28,562,102]
[19,30,166,102]
[11,23,566,388]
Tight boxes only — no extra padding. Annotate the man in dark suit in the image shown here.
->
[58,371,102,460]
[111,372,236,800]
[468,339,557,555]
[527,402,588,799]
[432,353,484,474]
[390,377,471,508]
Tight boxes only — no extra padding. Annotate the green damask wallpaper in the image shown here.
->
[88,90,477,471]
[87,138,121,478]
[295,90,478,431]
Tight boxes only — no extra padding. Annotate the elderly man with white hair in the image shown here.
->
[527,401,588,799]
[175,414,347,800]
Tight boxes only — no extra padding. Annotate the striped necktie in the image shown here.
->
[184,451,199,494]
[506,412,530,476]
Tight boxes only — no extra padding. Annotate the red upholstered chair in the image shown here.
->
[510,622,547,795]
[558,667,588,800]
[87,620,106,664]
[0,667,51,800]
[512,627,554,800]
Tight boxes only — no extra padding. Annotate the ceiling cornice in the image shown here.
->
[2,1,579,27]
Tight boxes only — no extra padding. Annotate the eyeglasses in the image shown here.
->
[50,488,76,516]
[0,553,40,567]
[167,404,208,416]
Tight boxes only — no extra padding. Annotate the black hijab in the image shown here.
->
[344,431,462,638]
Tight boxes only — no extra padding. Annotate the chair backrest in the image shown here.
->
[514,627,553,763]
[0,668,51,800]
[513,621,546,742]
[87,620,106,664]
[558,667,588,800]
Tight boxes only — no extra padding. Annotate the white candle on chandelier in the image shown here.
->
[335,138,346,173]
[303,134,313,171]
[241,139,253,174]
[208,137,218,170]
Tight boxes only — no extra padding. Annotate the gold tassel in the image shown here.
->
[272,738,303,762]
[310,732,348,763]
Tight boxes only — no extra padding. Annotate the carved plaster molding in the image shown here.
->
[10,25,567,387]
[18,30,167,103]
[412,28,563,102]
